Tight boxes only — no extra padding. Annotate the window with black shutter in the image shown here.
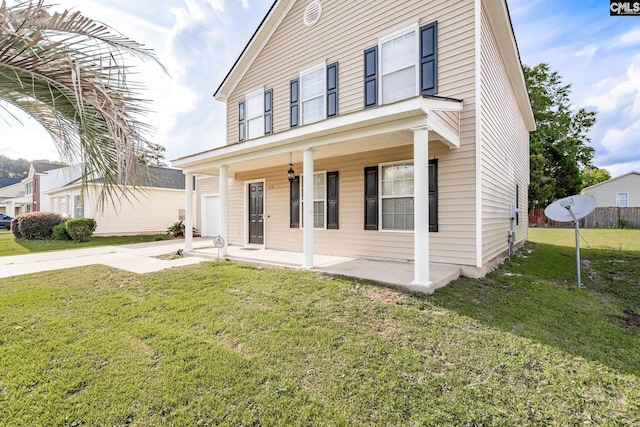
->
[327,62,339,117]
[290,78,299,128]
[327,171,339,229]
[364,166,378,229]
[429,159,438,232]
[264,89,273,134]
[290,176,300,228]
[238,100,246,141]
[420,21,438,96]
[363,46,378,108]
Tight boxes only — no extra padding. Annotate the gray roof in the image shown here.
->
[0,177,20,188]
[63,166,186,190]
[32,162,64,173]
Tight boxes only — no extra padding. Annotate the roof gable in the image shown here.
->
[581,171,640,192]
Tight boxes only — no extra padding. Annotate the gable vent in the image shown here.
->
[303,0,322,27]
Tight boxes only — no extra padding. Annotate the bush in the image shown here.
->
[65,218,97,242]
[51,223,72,240]
[11,212,64,240]
[167,220,185,238]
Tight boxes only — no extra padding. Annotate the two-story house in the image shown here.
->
[173,0,535,292]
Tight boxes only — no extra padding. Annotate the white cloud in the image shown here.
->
[611,27,640,47]
[574,44,597,58]
[237,0,250,10]
[582,54,640,116]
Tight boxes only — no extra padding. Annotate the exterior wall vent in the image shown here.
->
[303,0,322,27]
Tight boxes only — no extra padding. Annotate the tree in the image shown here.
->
[139,142,168,167]
[0,155,30,179]
[581,166,611,190]
[0,1,166,206]
[524,63,596,209]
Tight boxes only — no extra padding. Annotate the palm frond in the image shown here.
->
[0,0,168,209]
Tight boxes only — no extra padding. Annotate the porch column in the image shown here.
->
[219,165,228,257]
[184,172,194,252]
[412,126,432,287]
[302,149,315,269]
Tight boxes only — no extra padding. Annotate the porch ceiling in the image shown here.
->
[173,96,462,176]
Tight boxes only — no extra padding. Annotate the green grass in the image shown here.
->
[0,230,170,256]
[0,229,638,425]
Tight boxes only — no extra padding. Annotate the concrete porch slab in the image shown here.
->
[188,245,461,294]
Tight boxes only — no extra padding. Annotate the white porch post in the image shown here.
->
[219,166,228,257]
[412,126,432,287]
[184,172,194,252]
[303,149,315,269]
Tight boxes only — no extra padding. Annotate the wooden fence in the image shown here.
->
[529,207,640,229]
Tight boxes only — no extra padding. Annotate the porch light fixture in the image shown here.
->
[287,153,295,182]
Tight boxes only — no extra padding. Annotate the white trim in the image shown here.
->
[377,20,419,43]
[245,89,265,140]
[616,192,629,208]
[475,0,483,268]
[244,178,266,247]
[173,97,463,171]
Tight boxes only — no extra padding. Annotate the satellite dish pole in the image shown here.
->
[543,194,597,290]
[563,203,582,289]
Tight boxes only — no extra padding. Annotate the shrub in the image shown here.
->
[51,223,72,240]
[618,218,628,229]
[167,220,185,238]
[11,212,64,240]
[65,218,97,242]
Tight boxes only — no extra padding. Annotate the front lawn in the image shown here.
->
[0,230,170,256]
[0,229,638,425]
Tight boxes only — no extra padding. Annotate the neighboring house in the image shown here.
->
[172,0,535,291]
[0,179,22,215]
[1,162,80,216]
[47,166,192,236]
[581,171,640,207]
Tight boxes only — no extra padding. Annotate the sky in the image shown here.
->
[1,0,639,178]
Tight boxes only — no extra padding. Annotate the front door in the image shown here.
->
[248,182,264,245]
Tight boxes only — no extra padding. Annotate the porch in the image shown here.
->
[188,245,461,294]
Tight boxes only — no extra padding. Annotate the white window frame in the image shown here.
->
[300,171,327,229]
[616,192,629,207]
[379,160,415,232]
[245,88,265,140]
[73,193,84,219]
[378,23,419,105]
[25,181,33,195]
[299,62,326,125]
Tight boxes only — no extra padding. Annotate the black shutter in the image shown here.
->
[429,159,438,232]
[238,100,246,141]
[420,21,438,96]
[264,89,273,135]
[327,62,339,118]
[515,184,520,226]
[364,46,378,108]
[327,171,339,229]
[290,78,299,127]
[364,166,378,230]
[290,176,300,228]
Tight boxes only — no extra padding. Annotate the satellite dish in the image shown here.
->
[544,194,597,222]
[543,194,597,290]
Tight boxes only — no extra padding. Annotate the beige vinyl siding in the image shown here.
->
[224,141,476,266]
[479,5,530,265]
[582,173,640,207]
[69,186,186,236]
[227,0,476,144]
[195,176,220,234]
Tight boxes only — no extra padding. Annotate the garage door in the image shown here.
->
[202,196,219,237]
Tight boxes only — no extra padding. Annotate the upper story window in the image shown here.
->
[238,88,272,142]
[290,62,338,128]
[25,181,33,195]
[380,29,418,104]
[364,21,438,108]
[616,192,629,207]
[300,65,326,125]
